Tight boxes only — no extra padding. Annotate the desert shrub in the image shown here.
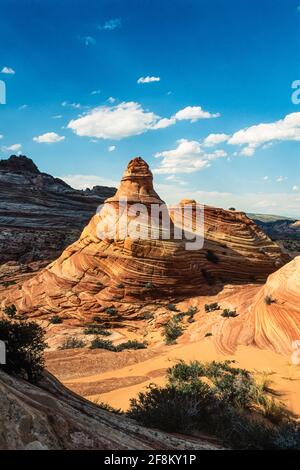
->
[115,340,147,352]
[105,307,118,316]
[90,338,115,351]
[92,316,102,323]
[59,337,86,350]
[228,207,236,211]
[206,250,219,264]
[117,283,124,288]
[166,303,178,312]
[1,280,16,288]
[49,315,62,324]
[141,311,154,320]
[186,306,198,317]
[84,325,111,335]
[4,304,17,318]
[205,302,220,313]
[0,318,46,383]
[205,332,213,337]
[128,360,299,449]
[264,295,276,305]
[221,308,238,318]
[92,399,122,414]
[163,319,184,345]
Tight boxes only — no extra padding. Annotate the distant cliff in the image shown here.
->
[0,155,116,263]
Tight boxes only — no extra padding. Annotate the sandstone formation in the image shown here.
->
[0,369,218,450]
[0,155,116,263]
[6,157,288,319]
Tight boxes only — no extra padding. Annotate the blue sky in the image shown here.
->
[0,0,300,217]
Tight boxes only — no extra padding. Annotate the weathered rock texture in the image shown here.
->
[0,155,116,263]
[6,157,288,318]
[0,369,218,450]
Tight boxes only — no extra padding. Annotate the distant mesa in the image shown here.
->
[5,157,289,319]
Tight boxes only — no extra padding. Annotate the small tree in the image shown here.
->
[4,304,17,318]
[0,319,46,383]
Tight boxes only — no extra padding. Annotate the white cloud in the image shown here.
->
[67,101,175,140]
[107,96,116,104]
[91,89,101,95]
[62,101,81,109]
[276,176,287,183]
[0,134,3,139]
[1,66,15,75]
[152,117,176,129]
[153,139,227,174]
[5,144,22,152]
[81,36,96,46]
[137,76,160,84]
[239,146,255,157]
[33,132,65,144]
[18,104,28,110]
[98,18,122,31]
[263,176,269,180]
[203,133,229,147]
[165,175,187,185]
[174,106,220,122]
[228,112,300,154]
[59,174,118,189]
[52,115,62,119]
[292,185,299,191]
[155,184,300,218]
[108,145,116,152]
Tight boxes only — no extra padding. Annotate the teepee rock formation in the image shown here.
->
[6,157,288,319]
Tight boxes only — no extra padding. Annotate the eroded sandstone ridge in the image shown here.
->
[0,155,116,263]
[7,157,288,318]
[0,369,217,450]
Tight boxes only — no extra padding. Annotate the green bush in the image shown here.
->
[141,311,154,320]
[221,309,238,318]
[115,340,146,352]
[166,303,178,312]
[90,338,116,351]
[105,307,118,316]
[205,303,220,313]
[59,337,86,350]
[92,399,122,414]
[0,318,46,383]
[90,338,147,352]
[1,280,16,288]
[92,316,102,323]
[4,304,17,318]
[84,325,111,336]
[128,360,299,450]
[186,306,198,316]
[163,319,184,345]
[49,315,62,324]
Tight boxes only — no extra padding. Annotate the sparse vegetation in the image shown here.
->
[117,283,124,288]
[4,304,17,318]
[1,280,16,288]
[59,337,86,350]
[206,250,220,264]
[128,360,300,449]
[205,332,213,337]
[92,399,122,414]
[205,302,220,313]
[166,303,178,312]
[92,316,102,323]
[84,325,111,336]
[90,338,146,351]
[145,282,154,289]
[264,295,276,305]
[0,318,46,383]
[186,306,198,317]
[105,307,118,316]
[49,315,62,324]
[221,308,238,318]
[141,311,154,320]
[163,319,184,345]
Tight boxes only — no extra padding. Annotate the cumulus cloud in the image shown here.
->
[174,106,220,122]
[228,112,300,153]
[59,174,118,189]
[1,66,15,75]
[152,117,176,129]
[98,18,122,31]
[108,145,116,152]
[276,176,287,183]
[4,143,22,152]
[292,185,299,191]
[153,139,227,174]
[137,76,160,84]
[67,101,175,140]
[33,132,65,143]
[203,133,229,147]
